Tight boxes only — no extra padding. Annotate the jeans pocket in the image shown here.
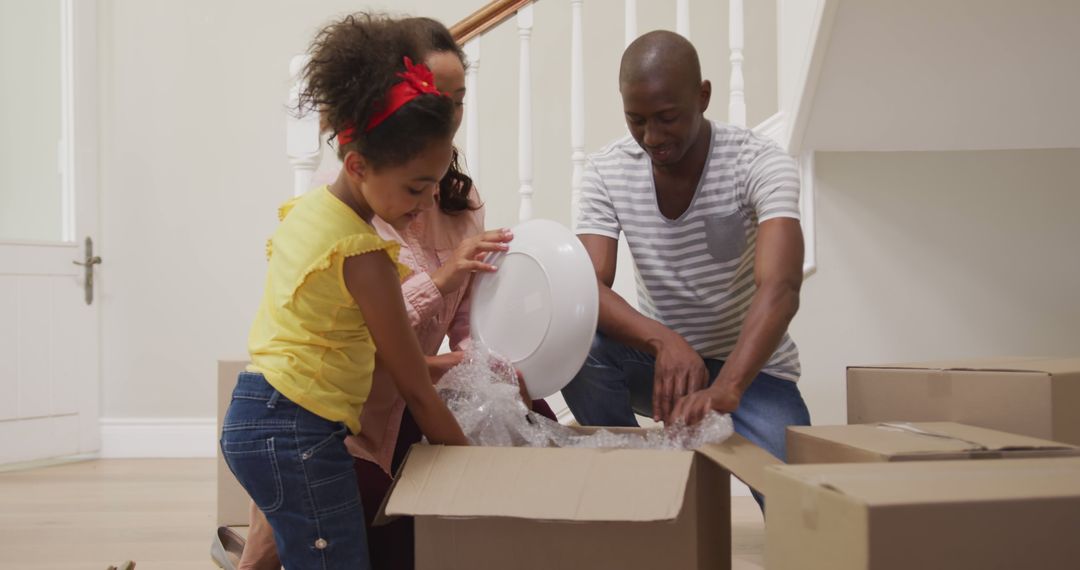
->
[704,211,748,262]
[302,426,362,518]
[222,437,285,513]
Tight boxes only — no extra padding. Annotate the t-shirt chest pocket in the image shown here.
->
[703,211,748,262]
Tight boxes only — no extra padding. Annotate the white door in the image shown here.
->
[0,0,99,465]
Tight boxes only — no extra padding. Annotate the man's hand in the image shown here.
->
[652,334,709,423]
[670,383,743,425]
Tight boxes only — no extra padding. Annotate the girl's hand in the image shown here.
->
[430,229,513,295]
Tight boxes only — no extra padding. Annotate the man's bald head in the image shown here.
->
[619,30,702,93]
[617,31,711,169]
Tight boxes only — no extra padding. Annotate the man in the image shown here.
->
[563,31,811,468]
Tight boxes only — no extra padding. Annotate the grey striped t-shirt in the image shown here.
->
[576,121,801,381]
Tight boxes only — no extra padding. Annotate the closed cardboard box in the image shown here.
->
[847,357,1080,444]
[766,457,1080,570]
[788,422,1080,464]
[384,432,778,570]
[217,360,249,527]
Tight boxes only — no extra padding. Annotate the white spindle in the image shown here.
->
[571,0,585,226]
[463,38,481,186]
[624,0,637,47]
[728,0,747,127]
[286,55,321,197]
[676,0,690,39]
[517,3,535,221]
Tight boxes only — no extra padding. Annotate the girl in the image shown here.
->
[231,16,557,570]
[220,14,473,570]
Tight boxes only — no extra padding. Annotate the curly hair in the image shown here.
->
[299,13,454,172]
[400,17,478,215]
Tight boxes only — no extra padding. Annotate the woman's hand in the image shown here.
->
[427,351,465,383]
[430,229,513,295]
[515,369,534,411]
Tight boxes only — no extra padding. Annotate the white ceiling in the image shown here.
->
[802,0,1080,151]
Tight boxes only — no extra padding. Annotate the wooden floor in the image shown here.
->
[0,458,765,569]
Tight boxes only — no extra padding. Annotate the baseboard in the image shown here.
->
[100,417,217,458]
[0,453,99,473]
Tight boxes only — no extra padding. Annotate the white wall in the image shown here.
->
[801,0,1080,152]
[97,0,481,420]
[97,0,779,423]
[776,0,820,122]
[791,149,1080,426]
[96,2,1080,445]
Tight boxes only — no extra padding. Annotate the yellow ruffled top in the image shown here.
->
[247,186,410,434]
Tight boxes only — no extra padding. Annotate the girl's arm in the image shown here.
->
[344,252,468,446]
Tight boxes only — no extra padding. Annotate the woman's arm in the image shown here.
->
[401,271,445,328]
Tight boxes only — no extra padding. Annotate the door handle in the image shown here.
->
[72,237,101,305]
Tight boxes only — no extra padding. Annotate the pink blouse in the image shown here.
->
[347,195,483,475]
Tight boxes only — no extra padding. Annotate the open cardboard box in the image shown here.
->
[788,421,1080,464]
[847,357,1080,445]
[381,428,777,570]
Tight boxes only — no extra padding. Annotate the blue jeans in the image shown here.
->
[221,373,371,570]
[561,332,812,505]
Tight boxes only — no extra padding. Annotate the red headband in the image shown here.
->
[337,57,447,146]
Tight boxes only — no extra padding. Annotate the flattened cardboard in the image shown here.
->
[384,444,694,522]
[847,357,1080,444]
[696,430,782,492]
[765,457,1080,570]
[788,422,1080,464]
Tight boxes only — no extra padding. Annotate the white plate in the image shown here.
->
[469,219,599,399]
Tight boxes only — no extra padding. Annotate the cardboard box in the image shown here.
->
[217,360,250,527]
[383,432,778,570]
[766,457,1080,570]
[788,422,1080,464]
[847,357,1080,445]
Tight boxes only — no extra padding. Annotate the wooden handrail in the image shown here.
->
[450,0,534,44]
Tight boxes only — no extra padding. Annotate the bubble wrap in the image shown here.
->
[437,344,734,450]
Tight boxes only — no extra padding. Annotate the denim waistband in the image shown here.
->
[233,371,284,403]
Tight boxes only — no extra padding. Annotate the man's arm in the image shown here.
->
[579,234,709,423]
[671,217,803,424]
